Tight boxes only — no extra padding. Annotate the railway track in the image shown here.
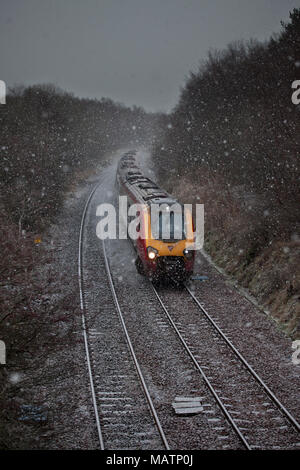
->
[102,239,170,449]
[186,285,300,433]
[78,183,169,450]
[79,180,300,450]
[152,284,300,450]
[78,183,104,448]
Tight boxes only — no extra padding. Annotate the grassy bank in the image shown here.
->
[0,85,159,448]
[152,9,300,339]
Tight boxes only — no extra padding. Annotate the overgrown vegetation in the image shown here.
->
[152,9,300,337]
[0,85,161,448]
[0,84,160,232]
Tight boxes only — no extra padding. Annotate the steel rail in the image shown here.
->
[185,284,300,434]
[78,183,105,450]
[102,240,170,450]
[152,284,251,450]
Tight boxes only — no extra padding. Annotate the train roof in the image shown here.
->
[118,151,180,207]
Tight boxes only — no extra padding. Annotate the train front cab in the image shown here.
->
[136,204,195,282]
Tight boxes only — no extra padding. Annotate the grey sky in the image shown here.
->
[0,0,297,112]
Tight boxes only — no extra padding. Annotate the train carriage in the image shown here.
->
[116,150,195,283]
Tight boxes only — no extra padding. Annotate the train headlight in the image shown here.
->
[147,246,158,259]
[183,248,194,259]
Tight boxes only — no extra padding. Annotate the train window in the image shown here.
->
[152,210,185,242]
[139,183,157,190]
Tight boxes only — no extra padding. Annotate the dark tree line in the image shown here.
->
[0,84,159,233]
[0,84,163,448]
[153,8,300,240]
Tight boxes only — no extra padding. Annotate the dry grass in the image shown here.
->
[166,174,300,339]
[0,212,81,449]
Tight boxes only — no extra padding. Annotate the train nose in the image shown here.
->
[158,256,185,272]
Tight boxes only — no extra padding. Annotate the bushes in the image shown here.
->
[0,84,159,233]
[152,9,300,337]
[153,9,300,237]
[0,212,82,448]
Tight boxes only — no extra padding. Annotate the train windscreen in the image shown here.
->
[151,209,185,242]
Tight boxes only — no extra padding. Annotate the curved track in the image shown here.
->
[152,283,300,450]
[152,284,251,449]
[78,183,169,450]
[102,240,170,449]
[185,284,300,433]
[78,184,104,449]
[78,178,300,450]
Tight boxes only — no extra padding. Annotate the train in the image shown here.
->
[115,150,195,283]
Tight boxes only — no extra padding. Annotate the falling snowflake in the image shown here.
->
[9,372,22,384]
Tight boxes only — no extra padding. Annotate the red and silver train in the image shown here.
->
[115,150,195,283]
